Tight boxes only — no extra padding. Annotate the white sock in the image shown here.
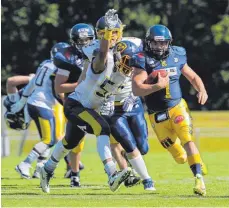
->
[97,135,117,177]
[129,155,151,180]
[104,160,117,177]
[24,149,39,164]
[44,141,70,174]
[97,135,113,161]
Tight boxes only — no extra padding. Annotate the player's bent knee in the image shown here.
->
[100,123,111,136]
[62,136,82,150]
[174,155,187,164]
[138,143,149,155]
[71,139,85,153]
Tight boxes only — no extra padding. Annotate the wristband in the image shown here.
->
[104,30,113,41]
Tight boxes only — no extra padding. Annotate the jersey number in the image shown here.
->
[96,78,115,99]
[35,66,48,86]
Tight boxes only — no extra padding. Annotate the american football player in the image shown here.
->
[40,10,132,194]
[132,24,208,196]
[92,16,154,190]
[53,23,95,187]
[10,43,68,179]
[4,75,52,178]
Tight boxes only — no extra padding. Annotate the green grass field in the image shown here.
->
[2,111,229,207]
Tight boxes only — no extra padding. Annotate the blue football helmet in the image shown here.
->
[145,24,172,60]
[3,96,29,130]
[113,40,140,76]
[50,42,70,60]
[95,16,124,43]
[70,23,95,50]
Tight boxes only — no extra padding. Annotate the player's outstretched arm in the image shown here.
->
[92,9,119,73]
[54,71,78,94]
[182,63,208,105]
[6,75,33,94]
[132,67,169,96]
[11,76,36,113]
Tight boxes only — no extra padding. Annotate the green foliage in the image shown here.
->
[212,15,229,45]
[1,0,229,109]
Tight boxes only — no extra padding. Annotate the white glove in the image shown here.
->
[121,94,138,112]
[104,9,119,29]
[11,96,28,113]
[99,100,115,116]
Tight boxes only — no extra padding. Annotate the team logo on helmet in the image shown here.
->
[77,28,90,38]
[116,42,127,53]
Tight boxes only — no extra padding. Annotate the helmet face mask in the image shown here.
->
[148,40,170,57]
[114,53,132,76]
[4,111,28,130]
[73,37,93,49]
[145,24,172,60]
[114,40,140,77]
[95,16,124,48]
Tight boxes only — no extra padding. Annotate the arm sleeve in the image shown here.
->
[53,52,82,76]
[21,76,36,97]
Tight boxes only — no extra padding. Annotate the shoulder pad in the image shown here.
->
[122,37,143,48]
[39,59,51,67]
[82,39,100,62]
[53,48,82,73]
[170,46,186,56]
[130,52,146,69]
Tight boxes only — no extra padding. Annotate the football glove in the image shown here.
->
[99,100,115,116]
[104,9,119,29]
[121,94,138,112]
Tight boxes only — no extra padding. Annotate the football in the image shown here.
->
[144,69,168,84]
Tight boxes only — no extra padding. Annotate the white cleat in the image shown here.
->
[15,162,31,179]
[40,167,53,193]
[108,167,131,192]
[32,162,44,179]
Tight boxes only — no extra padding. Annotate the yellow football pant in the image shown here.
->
[149,99,193,164]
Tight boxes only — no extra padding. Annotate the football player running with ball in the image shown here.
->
[132,24,208,196]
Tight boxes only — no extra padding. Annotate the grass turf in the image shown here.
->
[2,111,229,207]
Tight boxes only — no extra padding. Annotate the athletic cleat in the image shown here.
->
[201,162,208,176]
[193,174,206,196]
[40,167,53,193]
[64,169,72,178]
[15,162,31,179]
[64,161,85,178]
[108,167,131,192]
[142,178,156,191]
[32,170,40,179]
[124,174,141,187]
[70,176,81,187]
[79,161,85,171]
[32,162,44,179]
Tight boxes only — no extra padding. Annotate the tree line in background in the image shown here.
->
[2,0,229,110]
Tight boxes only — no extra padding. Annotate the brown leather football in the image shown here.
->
[144,69,168,84]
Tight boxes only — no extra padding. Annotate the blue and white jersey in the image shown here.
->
[27,60,58,110]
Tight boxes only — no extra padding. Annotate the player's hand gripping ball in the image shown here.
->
[144,69,168,84]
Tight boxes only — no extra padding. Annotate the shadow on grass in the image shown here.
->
[178,195,229,199]
[2,192,40,195]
